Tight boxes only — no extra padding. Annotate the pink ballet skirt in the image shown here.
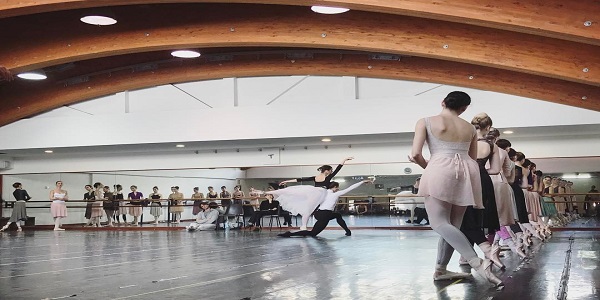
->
[266,185,327,217]
[524,190,542,222]
[417,118,483,208]
[91,201,104,218]
[51,200,68,218]
[491,173,516,226]
[128,206,143,217]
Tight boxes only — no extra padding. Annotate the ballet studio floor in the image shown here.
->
[1,218,599,300]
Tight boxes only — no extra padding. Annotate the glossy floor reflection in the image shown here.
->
[1,228,599,299]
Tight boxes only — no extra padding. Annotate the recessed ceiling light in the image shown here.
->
[80,15,117,26]
[311,6,350,14]
[17,70,47,80]
[176,144,185,148]
[171,50,201,58]
[503,130,514,134]
[321,138,331,142]
[44,150,53,153]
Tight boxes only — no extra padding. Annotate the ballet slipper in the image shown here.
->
[433,270,472,281]
[469,258,503,287]
[479,242,505,270]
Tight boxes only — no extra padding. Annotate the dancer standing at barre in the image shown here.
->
[50,181,69,231]
[0,183,31,232]
[409,91,502,286]
[276,157,354,230]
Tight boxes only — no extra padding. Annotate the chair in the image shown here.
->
[224,200,245,229]
[259,207,282,231]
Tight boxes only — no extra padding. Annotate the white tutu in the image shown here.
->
[267,186,327,217]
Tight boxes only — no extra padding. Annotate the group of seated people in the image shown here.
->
[187,183,292,231]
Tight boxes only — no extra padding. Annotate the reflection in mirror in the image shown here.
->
[0,166,598,229]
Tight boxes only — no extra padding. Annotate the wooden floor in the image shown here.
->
[1,219,599,299]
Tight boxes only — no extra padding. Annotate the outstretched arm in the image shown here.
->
[335,180,371,197]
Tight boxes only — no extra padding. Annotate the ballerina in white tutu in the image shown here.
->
[276,157,354,230]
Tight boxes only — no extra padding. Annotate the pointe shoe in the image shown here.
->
[490,243,506,270]
[54,228,65,231]
[0,226,8,232]
[16,227,22,232]
[433,270,472,281]
[470,258,503,287]
[299,226,307,230]
[480,242,505,270]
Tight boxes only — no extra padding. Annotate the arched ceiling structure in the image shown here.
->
[0,1,598,127]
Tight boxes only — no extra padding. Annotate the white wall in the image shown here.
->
[1,77,599,150]
[2,135,600,175]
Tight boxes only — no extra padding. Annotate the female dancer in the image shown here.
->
[0,183,31,232]
[149,186,162,225]
[90,182,104,227]
[127,185,143,226]
[114,185,127,225]
[83,185,94,226]
[460,114,503,269]
[486,131,527,259]
[409,91,502,286]
[168,186,184,224]
[50,181,69,231]
[191,187,204,216]
[102,185,115,227]
[513,152,542,242]
[276,157,354,230]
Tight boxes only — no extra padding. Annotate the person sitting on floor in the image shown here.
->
[186,201,219,231]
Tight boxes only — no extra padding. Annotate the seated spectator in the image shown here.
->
[186,201,219,231]
[245,193,282,231]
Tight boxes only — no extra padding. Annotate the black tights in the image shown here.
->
[114,214,126,222]
[460,206,487,245]
[287,210,350,237]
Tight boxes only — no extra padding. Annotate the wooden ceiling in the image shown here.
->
[0,1,598,126]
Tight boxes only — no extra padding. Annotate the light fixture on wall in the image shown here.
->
[175,144,185,148]
[562,173,591,179]
[44,150,53,153]
[311,6,350,14]
[321,138,331,142]
[171,50,201,58]
[503,130,514,134]
[17,70,47,80]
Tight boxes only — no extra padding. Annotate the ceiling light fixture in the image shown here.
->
[17,70,47,80]
[44,150,53,153]
[176,144,185,148]
[80,15,117,26]
[503,130,514,134]
[311,6,350,14]
[321,138,331,142]
[171,50,201,58]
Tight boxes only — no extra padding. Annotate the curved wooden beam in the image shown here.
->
[1,53,597,126]
[0,0,597,46]
[0,4,598,86]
